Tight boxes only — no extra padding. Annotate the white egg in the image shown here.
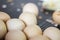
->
[0,20,7,39]
[43,27,60,40]
[0,11,10,22]
[29,35,50,40]
[43,0,60,10]
[6,18,25,31]
[24,25,42,38]
[23,3,39,16]
[52,11,60,24]
[5,30,27,40]
[19,12,37,26]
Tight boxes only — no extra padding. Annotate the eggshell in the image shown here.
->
[5,30,27,40]
[29,35,50,40]
[0,12,10,22]
[0,20,7,39]
[24,25,42,38]
[19,12,37,26]
[43,27,60,40]
[52,11,60,24]
[6,18,25,31]
[23,3,39,16]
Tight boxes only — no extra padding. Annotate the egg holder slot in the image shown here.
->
[43,9,60,29]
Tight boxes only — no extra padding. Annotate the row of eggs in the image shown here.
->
[0,3,60,40]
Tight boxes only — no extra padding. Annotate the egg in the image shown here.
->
[52,11,60,24]
[19,12,37,26]
[0,20,7,39]
[23,3,39,16]
[0,11,10,22]
[6,18,25,31]
[5,30,27,40]
[43,0,60,10]
[29,35,50,40]
[24,25,42,38]
[43,27,60,40]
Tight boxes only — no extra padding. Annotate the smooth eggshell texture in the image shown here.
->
[43,27,60,40]
[0,20,7,39]
[0,11,10,22]
[23,3,39,16]
[19,12,37,26]
[5,30,27,40]
[29,35,50,40]
[24,25,42,38]
[52,11,60,24]
[6,18,25,31]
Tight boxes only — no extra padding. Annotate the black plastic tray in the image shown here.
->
[0,0,59,31]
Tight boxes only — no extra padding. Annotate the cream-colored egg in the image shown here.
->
[0,11,10,22]
[0,20,7,39]
[6,18,25,31]
[52,11,60,24]
[43,27,60,40]
[42,0,60,10]
[5,30,27,40]
[23,3,39,16]
[19,12,37,26]
[29,35,50,40]
[24,25,42,38]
